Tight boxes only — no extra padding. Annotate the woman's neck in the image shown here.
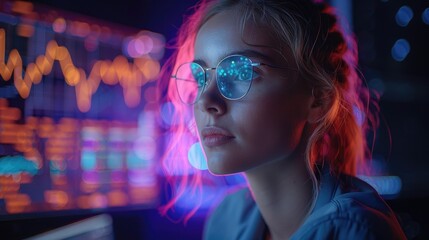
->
[245,155,314,240]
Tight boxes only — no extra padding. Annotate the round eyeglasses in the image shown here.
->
[172,55,275,105]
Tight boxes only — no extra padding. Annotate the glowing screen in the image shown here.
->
[0,1,162,216]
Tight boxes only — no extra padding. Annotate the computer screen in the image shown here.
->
[0,1,163,217]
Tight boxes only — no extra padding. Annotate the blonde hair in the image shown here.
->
[157,0,378,221]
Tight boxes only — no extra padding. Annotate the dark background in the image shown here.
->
[1,0,428,239]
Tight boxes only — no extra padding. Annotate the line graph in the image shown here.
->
[0,28,160,112]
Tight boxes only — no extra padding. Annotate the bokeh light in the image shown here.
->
[52,17,66,33]
[395,5,413,27]
[160,102,176,127]
[422,8,429,25]
[133,136,157,161]
[391,38,410,62]
[188,142,207,170]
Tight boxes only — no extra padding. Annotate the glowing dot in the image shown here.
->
[395,5,413,27]
[82,171,99,184]
[12,1,33,14]
[391,39,410,62]
[81,127,103,141]
[128,169,156,186]
[108,190,128,206]
[0,155,38,175]
[89,193,107,208]
[126,151,143,169]
[81,151,96,170]
[122,37,133,57]
[422,8,429,25]
[74,21,90,37]
[127,39,139,58]
[134,38,145,55]
[17,24,34,37]
[188,142,207,170]
[133,136,157,161]
[160,102,175,126]
[52,18,66,33]
[136,35,154,55]
[44,190,69,208]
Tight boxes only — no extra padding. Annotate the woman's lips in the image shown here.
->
[201,126,235,147]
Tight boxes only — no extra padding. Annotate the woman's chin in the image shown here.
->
[206,159,245,176]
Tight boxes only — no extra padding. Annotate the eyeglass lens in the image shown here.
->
[175,55,254,104]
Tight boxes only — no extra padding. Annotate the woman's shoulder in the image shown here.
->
[292,197,407,239]
[291,174,407,240]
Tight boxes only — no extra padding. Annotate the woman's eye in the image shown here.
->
[191,70,205,86]
[235,67,254,81]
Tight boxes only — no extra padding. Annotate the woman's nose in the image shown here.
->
[195,70,226,115]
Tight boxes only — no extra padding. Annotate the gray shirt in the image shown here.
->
[203,168,406,239]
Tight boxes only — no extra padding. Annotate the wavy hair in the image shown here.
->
[157,0,379,221]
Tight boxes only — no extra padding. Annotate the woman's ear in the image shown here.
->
[307,88,330,124]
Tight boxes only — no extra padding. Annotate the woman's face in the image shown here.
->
[193,8,314,175]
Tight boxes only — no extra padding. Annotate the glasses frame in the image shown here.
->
[172,54,293,104]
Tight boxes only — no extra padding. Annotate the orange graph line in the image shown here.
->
[0,28,160,112]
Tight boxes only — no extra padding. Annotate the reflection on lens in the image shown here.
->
[217,55,252,99]
[175,55,255,104]
[175,62,204,104]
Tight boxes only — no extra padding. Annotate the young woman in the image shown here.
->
[159,0,407,239]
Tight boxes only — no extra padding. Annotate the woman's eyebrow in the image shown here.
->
[228,49,275,62]
[192,49,276,67]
